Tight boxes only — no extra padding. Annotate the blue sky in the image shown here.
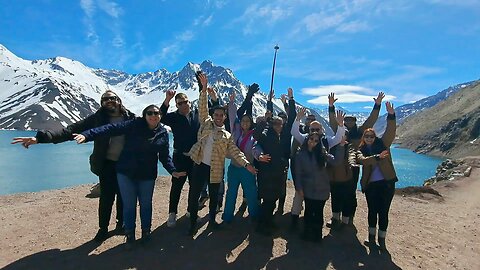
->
[1,0,479,112]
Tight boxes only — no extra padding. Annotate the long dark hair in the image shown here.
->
[142,104,162,118]
[300,132,327,169]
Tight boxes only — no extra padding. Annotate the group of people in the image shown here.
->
[12,71,398,252]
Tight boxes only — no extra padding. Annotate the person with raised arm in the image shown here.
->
[11,91,135,243]
[353,101,397,252]
[159,72,219,228]
[222,89,260,224]
[253,88,296,235]
[294,132,345,242]
[328,92,385,224]
[288,107,345,230]
[186,73,257,236]
[73,104,186,249]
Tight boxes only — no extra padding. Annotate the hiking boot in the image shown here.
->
[124,232,135,250]
[114,223,125,235]
[141,230,151,244]
[167,212,177,228]
[93,228,109,242]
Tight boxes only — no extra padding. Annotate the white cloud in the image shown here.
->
[98,0,123,18]
[302,84,396,105]
[80,0,95,17]
[194,15,214,27]
[336,20,371,33]
[425,0,480,8]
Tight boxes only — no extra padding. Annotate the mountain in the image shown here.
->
[373,80,478,133]
[0,44,303,130]
[396,81,480,158]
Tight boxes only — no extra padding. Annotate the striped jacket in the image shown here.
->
[187,90,250,183]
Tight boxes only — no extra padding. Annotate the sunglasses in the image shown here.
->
[101,96,118,102]
[146,111,160,116]
[310,128,321,132]
[364,135,375,139]
[176,100,189,106]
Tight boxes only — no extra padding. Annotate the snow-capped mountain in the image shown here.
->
[314,105,371,125]
[0,44,297,130]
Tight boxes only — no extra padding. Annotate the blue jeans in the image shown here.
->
[222,164,259,222]
[117,173,155,233]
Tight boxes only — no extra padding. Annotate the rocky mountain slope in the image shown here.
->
[0,44,298,130]
[396,81,480,158]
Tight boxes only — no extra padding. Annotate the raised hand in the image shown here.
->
[172,171,187,178]
[296,107,307,121]
[73,133,86,144]
[281,94,287,104]
[258,154,271,163]
[287,88,293,99]
[374,92,385,105]
[336,110,346,127]
[264,111,273,120]
[11,137,38,149]
[328,92,337,106]
[197,72,208,92]
[207,87,217,101]
[386,101,395,114]
[248,83,260,94]
[165,89,176,102]
[229,91,236,103]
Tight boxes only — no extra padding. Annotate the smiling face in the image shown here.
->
[309,121,324,135]
[143,105,162,129]
[307,133,320,151]
[362,130,376,145]
[175,96,191,115]
[240,115,252,131]
[213,108,226,127]
[344,117,357,129]
[101,92,120,113]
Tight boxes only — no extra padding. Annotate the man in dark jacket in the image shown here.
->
[12,91,135,242]
[253,88,296,235]
[160,72,219,228]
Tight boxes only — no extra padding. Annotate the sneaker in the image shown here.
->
[167,213,177,228]
[124,233,135,250]
[93,228,109,242]
[114,223,125,235]
[141,230,151,244]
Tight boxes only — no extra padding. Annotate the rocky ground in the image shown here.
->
[1,162,479,270]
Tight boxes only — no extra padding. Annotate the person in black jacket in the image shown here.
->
[253,88,296,235]
[160,72,220,228]
[74,105,186,249]
[12,91,135,242]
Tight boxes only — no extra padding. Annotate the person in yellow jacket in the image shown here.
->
[353,101,397,252]
[186,71,256,236]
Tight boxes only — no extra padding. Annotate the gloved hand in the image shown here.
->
[246,83,260,100]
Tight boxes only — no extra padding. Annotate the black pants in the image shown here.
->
[304,197,326,235]
[259,199,277,228]
[330,181,355,217]
[168,152,193,214]
[350,166,361,214]
[98,160,122,230]
[188,163,220,224]
[365,180,395,231]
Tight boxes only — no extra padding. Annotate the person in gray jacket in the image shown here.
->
[294,132,345,242]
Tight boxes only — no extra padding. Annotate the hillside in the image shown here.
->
[396,81,480,158]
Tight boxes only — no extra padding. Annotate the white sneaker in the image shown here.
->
[167,213,177,228]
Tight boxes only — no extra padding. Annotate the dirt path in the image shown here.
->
[0,170,479,270]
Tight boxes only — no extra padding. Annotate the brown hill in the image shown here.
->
[397,81,480,158]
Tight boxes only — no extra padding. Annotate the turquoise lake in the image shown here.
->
[0,130,443,195]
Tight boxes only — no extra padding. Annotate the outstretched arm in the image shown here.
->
[328,92,338,132]
[360,92,384,131]
[381,101,396,147]
[196,72,209,123]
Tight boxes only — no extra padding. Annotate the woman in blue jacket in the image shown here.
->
[74,105,185,249]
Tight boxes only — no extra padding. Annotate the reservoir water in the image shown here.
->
[0,130,443,195]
